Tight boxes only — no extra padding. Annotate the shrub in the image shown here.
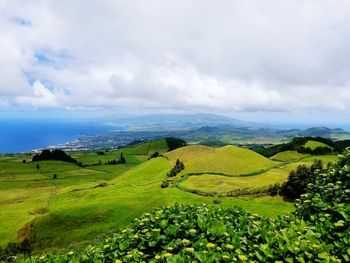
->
[281,159,323,199]
[148,151,160,160]
[167,159,185,177]
[160,181,169,188]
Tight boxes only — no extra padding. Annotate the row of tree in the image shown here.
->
[32,149,77,164]
[167,159,185,177]
[255,137,337,157]
[105,153,126,165]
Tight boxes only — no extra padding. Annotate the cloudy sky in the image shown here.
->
[1,0,350,124]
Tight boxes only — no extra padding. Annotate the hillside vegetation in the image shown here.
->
[21,149,350,262]
[0,138,340,259]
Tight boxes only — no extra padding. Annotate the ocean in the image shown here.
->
[0,119,112,154]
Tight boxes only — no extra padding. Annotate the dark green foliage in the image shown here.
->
[165,137,187,151]
[281,159,323,199]
[255,137,335,157]
[213,199,222,204]
[52,174,57,179]
[298,146,333,155]
[160,181,169,188]
[96,151,105,155]
[105,153,126,165]
[148,151,160,160]
[0,239,31,262]
[295,149,350,261]
[167,159,185,177]
[119,152,126,164]
[32,149,77,164]
[36,164,40,170]
[105,159,119,165]
[333,139,350,152]
[22,160,26,164]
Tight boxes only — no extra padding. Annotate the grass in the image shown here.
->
[270,150,309,162]
[178,145,278,176]
[178,154,339,195]
[164,145,214,164]
[1,140,334,252]
[304,140,332,150]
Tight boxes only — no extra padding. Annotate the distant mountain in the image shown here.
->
[105,113,257,131]
[297,127,350,138]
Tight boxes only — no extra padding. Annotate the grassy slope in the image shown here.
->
[32,157,293,250]
[180,145,278,176]
[179,152,338,195]
[0,156,137,247]
[270,150,308,162]
[5,141,334,251]
[71,139,169,165]
[164,145,214,164]
[304,140,331,150]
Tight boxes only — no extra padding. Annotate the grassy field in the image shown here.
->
[270,150,309,162]
[178,152,338,195]
[0,140,337,253]
[304,140,332,150]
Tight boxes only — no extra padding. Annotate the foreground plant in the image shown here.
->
[22,150,350,262]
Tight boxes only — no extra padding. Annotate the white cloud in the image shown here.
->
[15,81,59,107]
[0,0,350,113]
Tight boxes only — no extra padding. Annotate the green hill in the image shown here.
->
[179,145,278,176]
[164,145,214,164]
[304,140,332,150]
[270,150,308,162]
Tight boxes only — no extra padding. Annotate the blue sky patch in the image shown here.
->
[11,17,31,26]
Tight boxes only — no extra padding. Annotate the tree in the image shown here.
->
[36,164,40,171]
[281,159,323,199]
[32,149,77,164]
[119,152,126,164]
[148,151,160,160]
[52,174,57,179]
[165,137,187,151]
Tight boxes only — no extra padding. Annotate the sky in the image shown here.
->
[1,0,350,125]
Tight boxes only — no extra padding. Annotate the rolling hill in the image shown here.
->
[164,145,215,164]
[304,140,332,150]
[177,145,278,176]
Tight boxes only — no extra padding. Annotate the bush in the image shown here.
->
[160,181,169,188]
[148,151,160,160]
[281,159,323,199]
